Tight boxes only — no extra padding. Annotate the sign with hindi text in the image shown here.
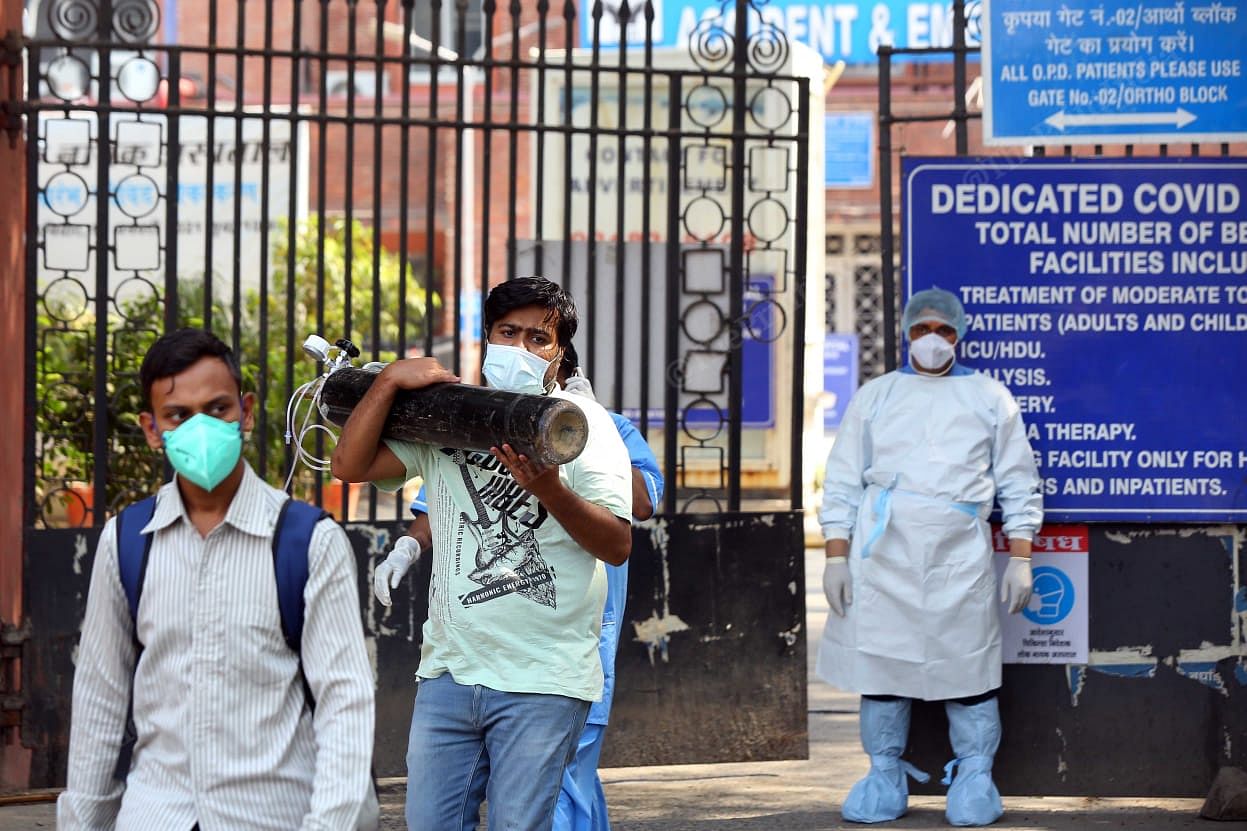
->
[995,524,1089,665]
[982,0,1247,145]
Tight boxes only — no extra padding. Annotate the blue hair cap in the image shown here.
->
[902,287,967,340]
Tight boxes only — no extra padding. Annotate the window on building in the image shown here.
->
[408,0,483,75]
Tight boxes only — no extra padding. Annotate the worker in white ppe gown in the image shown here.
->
[818,287,1043,826]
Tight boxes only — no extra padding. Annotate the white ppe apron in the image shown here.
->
[817,373,1005,701]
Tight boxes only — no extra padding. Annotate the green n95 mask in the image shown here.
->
[163,412,243,491]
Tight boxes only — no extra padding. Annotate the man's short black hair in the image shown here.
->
[483,277,578,347]
[140,328,242,409]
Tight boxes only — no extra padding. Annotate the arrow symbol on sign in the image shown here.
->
[1045,109,1198,130]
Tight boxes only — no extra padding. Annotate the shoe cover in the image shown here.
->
[942,698,1004,826]
[842,697,929,823]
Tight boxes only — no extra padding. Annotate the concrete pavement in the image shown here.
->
[4,547,1221,829]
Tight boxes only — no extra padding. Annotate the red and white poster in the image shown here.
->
[993,524,1089,665]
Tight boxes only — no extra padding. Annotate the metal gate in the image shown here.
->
[873,3,1246,795]
[15,0,814,785]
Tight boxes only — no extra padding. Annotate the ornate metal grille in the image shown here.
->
[22,0,812,526]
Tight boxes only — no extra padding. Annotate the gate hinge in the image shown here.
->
[1,30,25,149]
[0,620,29,729]
[0,31,20,66]
[1,619,31,647]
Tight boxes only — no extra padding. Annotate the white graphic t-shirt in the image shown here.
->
[377,389,632,701]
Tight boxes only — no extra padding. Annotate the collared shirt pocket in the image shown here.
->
[226,602,298,689]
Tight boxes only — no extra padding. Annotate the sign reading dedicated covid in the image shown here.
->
[583,0,981,64]
[904,158,1247,522]
[983,0,1247,144]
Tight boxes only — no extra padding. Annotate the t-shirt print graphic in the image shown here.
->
[447,449,557,609]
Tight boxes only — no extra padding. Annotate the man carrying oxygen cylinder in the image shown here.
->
[373,339,663,831]
[332,277,633,831]
[817,288,1043,826]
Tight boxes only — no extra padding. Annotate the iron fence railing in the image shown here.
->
[21,0,812,527]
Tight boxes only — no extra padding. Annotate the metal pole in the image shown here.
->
[727,0,748,511]
[952,0,968,155]
[790,78,810,510]
[662,74,681,514]
[878,46,897,373]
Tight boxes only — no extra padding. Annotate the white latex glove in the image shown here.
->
[823,556,852,617]
[562,370,596,401]
[374,536,421,607]
[1000,557,1033,614]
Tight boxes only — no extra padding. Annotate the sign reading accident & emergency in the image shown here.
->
[905,158,1247,522]
[584,0,983,65]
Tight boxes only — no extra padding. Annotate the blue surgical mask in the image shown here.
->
[482,343,554,395]
[163,412,243,491]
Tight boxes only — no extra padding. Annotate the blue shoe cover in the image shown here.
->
[842,698,929,823]
[843,757,930,823]
[943,698,1004,826]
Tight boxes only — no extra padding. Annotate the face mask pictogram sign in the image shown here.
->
[994,524,1089,664]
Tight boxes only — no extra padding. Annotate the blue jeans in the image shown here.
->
[405,673,590,831]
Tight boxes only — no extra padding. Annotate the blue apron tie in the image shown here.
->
[860,478,982,560]
[860,477,898,559]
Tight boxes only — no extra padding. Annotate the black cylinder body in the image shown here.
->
[319,368,589,465]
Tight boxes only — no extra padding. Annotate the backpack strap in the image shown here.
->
[116,496,158,626]
[272,499,330,712]
[113,495,157,781]
[272,499,329,656]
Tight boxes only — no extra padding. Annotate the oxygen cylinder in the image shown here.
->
[318,368,589,465]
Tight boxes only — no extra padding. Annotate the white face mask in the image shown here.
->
[482,342,554,395]
[909,332,956,373]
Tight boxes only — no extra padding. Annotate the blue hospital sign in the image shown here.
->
[583,0,983,65]
[982,0,1247,145]
[823,333,860,429]
[905,157,1247,522]
[825,113,875,188]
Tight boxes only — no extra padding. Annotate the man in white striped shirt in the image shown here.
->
[57,328,376,831]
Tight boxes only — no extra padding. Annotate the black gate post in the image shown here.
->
[726,0,749,511]
[877,46,897,372]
